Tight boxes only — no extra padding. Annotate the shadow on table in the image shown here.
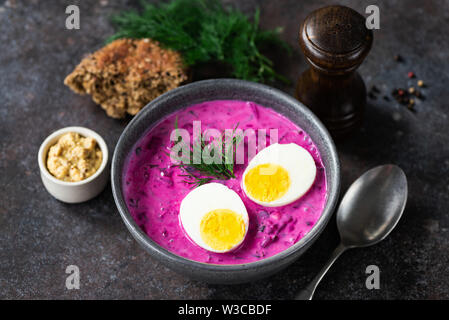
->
[336,101,412,163]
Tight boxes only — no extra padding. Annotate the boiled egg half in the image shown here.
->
[242,143,317,207]
[179,183,249,253]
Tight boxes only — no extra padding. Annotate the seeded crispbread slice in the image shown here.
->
[64,38,188,118]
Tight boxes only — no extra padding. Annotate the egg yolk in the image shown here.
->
[200,209,246,251]
[244,163,291,202]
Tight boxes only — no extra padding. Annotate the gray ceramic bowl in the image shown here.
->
[111,79,340,284]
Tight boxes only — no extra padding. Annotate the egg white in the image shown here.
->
[179,183,249,253]
[242,143,317,207]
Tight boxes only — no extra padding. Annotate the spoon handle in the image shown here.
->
[296,243,347,300]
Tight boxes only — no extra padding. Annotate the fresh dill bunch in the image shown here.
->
[178,168,214,188]
[108,0,291,84]
[170,119,242,187]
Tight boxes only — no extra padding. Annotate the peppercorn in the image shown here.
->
[408,72,415,79]
[414,90,424,99]
[407,99,415,112]
[394,54,403,62]
[417,80,424,87]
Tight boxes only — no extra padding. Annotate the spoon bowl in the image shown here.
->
[337,165,408,247]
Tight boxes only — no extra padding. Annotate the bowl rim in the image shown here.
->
[111,79,340,271]
[38,126,109,186]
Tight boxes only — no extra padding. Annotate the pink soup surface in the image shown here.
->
[123,100,327,264]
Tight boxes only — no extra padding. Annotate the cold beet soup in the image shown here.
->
[123,100,327,264]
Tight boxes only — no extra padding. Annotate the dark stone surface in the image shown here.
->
[0,0,447,299]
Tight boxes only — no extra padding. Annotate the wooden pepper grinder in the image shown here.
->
[296,5,373,137]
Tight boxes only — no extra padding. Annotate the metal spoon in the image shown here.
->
[296,164,408,300]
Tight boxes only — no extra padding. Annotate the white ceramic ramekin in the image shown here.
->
[38,126,109,203]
